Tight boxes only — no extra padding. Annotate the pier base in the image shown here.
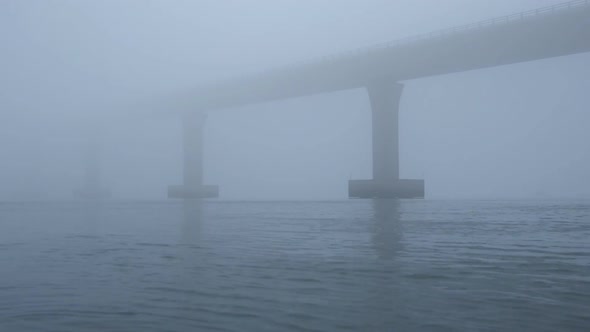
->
[349,179,424,199]
[74,187,111,199]
[168,185,219,199]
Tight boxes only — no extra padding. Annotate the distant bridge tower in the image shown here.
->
[168,112,219,199]
[74,127,111,199]
[349,80,424,198]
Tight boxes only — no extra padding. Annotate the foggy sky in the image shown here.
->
[1,0,589,200]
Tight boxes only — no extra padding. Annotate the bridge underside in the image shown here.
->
[169,81,424,200]
[180,2,590,114]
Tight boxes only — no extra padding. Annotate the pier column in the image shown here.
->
[349,80,424,199]
[75,128,111,199]
[370,81,402,183]
[168,112,219,199]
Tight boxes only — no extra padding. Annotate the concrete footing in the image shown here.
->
[74,187,111,199]
[349,179,424,199]
[168,185,219,199]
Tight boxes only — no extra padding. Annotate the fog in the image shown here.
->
[1,0,589,200]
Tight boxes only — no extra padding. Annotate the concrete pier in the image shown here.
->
[75,133,111,199]
[168,112,219,199]
[349,81,424,199]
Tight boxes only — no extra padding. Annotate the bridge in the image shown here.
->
[82,0,590,199]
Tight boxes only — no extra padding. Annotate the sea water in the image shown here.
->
[1,199,589,331]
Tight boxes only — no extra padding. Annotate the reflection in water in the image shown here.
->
[371,199,403,259]
[363,199,405,329]
[80,200,106,234]
[180,199,204,245]
[174,200,205,297]
[3,201,590,331]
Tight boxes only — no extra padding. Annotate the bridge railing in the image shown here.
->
[373,0,590,50]
[252,0,590,78]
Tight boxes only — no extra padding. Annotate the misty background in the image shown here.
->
[1,0,589,200]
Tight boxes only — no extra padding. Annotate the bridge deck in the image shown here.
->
[177,0,590,112]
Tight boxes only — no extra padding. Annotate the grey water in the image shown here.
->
[1,199,589,331]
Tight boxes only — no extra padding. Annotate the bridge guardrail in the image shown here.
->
[246,0,590,79]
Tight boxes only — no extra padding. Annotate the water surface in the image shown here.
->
[1,199,589,331]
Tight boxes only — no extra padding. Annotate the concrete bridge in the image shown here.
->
[169,0,590,199]
[85,0,590,199]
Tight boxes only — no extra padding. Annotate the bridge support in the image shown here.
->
[74,131,111,199]
[349,81,424,199]
[168,112,219,199]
